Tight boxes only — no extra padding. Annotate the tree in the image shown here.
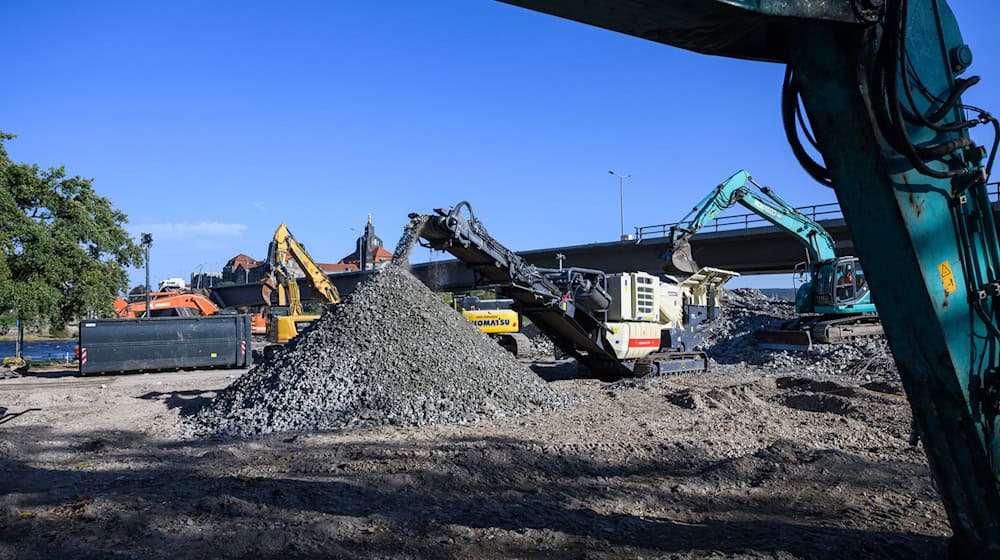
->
[0,132,143,340]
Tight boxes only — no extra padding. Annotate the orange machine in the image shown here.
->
[116,292,221,318]
[249,312,267,335]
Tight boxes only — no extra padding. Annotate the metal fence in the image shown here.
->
[636,183,1000,241]
[634,202,843,241]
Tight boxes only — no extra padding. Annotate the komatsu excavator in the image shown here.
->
[451,295,532,357]
[261,224,341,347]
[663,169,882,349]
[416,201,738,380]
[499,0,1000,554]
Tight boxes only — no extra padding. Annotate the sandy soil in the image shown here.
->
[0,362,949,559]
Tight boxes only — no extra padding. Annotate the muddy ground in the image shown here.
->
[0,361,948,559]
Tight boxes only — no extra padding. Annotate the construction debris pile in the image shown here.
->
[522,323,555,359]
[706,288,898,380]
[184,262,575,438]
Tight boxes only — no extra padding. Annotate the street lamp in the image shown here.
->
[195,263,206,290]
[608,170,631,240]
[140,233,153,318]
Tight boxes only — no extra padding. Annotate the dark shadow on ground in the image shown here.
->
[529,359,579,381]
[20,368,79,379]
[0,424,949,559]
[138,389,219,415]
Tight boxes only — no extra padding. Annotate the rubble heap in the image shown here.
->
[522,323,555,359]
[186,260,574,438]
[706,288,898,380]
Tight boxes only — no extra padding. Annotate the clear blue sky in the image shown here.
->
[3,1,997,290]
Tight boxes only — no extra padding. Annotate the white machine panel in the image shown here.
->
[604,321,662,359]
[607,272,659,322]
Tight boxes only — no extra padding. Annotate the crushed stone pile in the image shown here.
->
[185,224,575,438]
[706,288,898,381]
[522,323,555,359]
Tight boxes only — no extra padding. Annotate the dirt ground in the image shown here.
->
[0,361,949,559]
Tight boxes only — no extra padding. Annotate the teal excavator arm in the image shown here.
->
[664,170,837,275]
[499,0,1000,554]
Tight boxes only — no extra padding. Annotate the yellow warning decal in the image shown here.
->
[938,261,957,294]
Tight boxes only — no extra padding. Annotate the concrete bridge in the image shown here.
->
[212,203,852,307]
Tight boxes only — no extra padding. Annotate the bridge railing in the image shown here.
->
[634,202,843,241]
[635,184,1000,242]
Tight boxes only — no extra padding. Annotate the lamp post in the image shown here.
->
[140,233,153,318]
[608,170,630,239]
[195,263,206,290]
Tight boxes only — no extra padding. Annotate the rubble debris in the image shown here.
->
[521,323,555,359]
[706,288,898,381]
[184,262,575,438]
[392,214,429,265]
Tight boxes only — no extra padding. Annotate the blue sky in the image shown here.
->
[3,1,997,290]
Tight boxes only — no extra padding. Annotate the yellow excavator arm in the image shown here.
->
[270,223,342,309]
[262,223,343,344]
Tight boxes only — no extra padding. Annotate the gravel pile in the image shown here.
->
[522,323,555,359]
[707,288,898,380]
[184,221,574,438]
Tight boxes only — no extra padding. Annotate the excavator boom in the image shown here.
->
[665,170,837,275]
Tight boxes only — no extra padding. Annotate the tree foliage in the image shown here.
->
[0,132,143,328]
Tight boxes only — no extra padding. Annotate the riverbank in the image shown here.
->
[0,335,75,342]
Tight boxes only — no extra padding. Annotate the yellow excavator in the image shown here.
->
[261,224,341,349]
[452,294,531,356]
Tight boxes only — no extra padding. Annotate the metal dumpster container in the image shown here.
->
[78,315,251,375]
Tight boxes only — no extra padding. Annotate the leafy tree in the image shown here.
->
[0,132,143,332]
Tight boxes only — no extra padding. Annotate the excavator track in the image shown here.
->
[628,351,708,378]
[755,315,882,351]
[495,332,532,358]
[810,315,883,345]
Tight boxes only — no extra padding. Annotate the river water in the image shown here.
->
[0,340,77,362]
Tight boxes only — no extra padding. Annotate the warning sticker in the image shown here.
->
[938,261,957,294]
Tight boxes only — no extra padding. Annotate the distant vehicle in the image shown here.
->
[158,277,187,291]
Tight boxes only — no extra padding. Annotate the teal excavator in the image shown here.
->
[500,0,1000,554]
[663,169,881,349]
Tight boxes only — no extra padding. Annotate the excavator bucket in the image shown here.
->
[754,328,814,351]
[661,241,700,276]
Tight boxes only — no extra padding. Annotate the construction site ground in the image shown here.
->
[0,361,948,559]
